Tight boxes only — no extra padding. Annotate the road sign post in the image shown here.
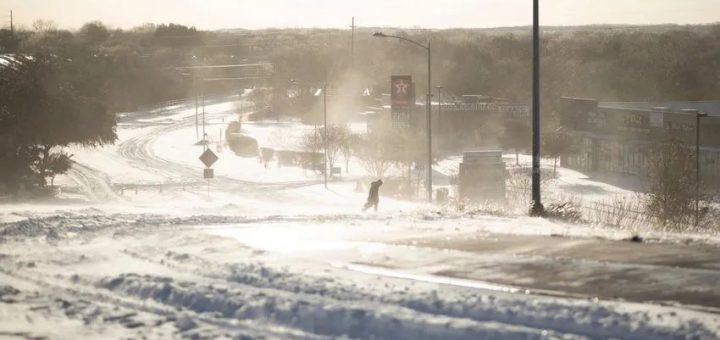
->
[199,149,218,199]
[199,149,219,168]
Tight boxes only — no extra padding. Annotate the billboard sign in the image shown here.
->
[391,75,412,109]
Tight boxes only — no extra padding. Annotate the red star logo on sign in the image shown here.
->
[394,79,409,95]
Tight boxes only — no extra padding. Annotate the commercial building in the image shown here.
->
[368,93,529,155]
[559,97,720,180]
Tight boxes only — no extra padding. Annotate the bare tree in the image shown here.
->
[323,125,350,172]
[387,128,423,182]
[302,128,323,171]
[303,125,350,173]
[542,130,573,176]
[341,132,358,173]
[302,125,351,173]
[355,132,393,178]
[645,139,697,228]
[32,19,59,32]
[500,121,530,166]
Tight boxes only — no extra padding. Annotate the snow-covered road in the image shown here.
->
[2,212,720,339]
[1,96,720,339]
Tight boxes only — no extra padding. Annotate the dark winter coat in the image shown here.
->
[367,180,383,203]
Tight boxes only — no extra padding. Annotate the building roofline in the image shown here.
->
[560,96,598,101]
[599,104,720,117]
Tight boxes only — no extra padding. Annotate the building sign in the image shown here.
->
[391,75,413,128]
[392,111,411,128]
[498,105,529,115]
[649,111,664,128]
[665,121,695,133]
[391,75,412,109]
[444,103,496,112]
[587,110,607,126]
[498,105,530,120]
[618,111,650,134]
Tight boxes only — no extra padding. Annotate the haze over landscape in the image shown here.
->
[2,0,720,29]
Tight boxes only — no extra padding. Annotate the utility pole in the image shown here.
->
[351,17,355,69]
[194,77,199,142]
[202,92,206,143]
[323,84,328,189]
[10,10,13,36]
[436,85,443,147]
[530,0,544,216]
[426,38,433,202]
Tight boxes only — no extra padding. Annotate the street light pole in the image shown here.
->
[426,40,433,202]
[530,0,544,216]
[373,32,433,202]
[695,111,708,228]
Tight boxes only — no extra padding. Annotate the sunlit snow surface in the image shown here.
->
[1,96,720,339]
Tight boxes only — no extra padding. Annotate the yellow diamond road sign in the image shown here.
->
[199,149,218,168]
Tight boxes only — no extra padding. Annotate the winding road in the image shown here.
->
[67,97,324,202]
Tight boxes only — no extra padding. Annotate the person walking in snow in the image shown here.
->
[363,179,383,212]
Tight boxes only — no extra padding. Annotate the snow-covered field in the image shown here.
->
[1,96,719,339]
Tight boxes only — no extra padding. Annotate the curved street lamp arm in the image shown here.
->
[378,34,428,50]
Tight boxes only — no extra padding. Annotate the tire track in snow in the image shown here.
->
[67,97,321,202]
[117,237,720,340]
[115,249,580,340]
[0,262,325,339]
[65,162,122,202]
[115,102,324,191]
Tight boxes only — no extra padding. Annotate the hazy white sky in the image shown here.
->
[2,0,719,30]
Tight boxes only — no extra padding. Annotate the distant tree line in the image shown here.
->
[3,22,718,114]
[237,25,720,119]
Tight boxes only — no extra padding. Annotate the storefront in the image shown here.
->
[560,97,720,179]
